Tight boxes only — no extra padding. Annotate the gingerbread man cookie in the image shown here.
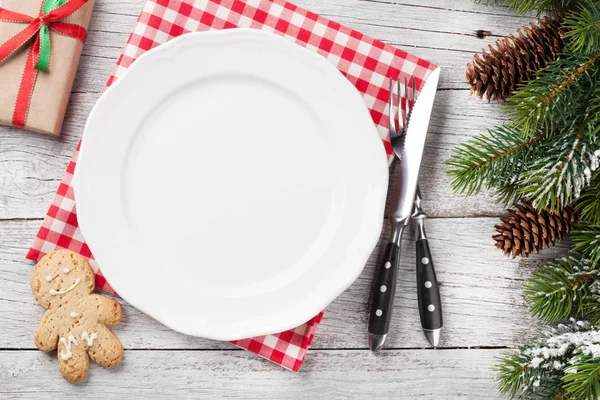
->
[30,250,124,382]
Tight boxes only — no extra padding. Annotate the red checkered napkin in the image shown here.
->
[27,0,437,371]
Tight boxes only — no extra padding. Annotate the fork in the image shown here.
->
[388,76,413,159]
[368,76,415,351]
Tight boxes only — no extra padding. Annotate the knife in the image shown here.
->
[413,185,443,347]
[368,68,441,352]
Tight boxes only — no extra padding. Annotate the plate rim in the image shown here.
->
[75,28,388,340]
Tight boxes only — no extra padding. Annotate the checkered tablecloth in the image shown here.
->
[26,0,436,371]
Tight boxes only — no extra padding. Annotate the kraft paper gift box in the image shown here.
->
[0,0,95,135]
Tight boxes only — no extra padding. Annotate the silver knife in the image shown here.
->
[368,68,441,352]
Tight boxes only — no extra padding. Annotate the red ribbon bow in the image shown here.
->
[0,0,88,129]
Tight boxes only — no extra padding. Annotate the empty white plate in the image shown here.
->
[74,29,388,340]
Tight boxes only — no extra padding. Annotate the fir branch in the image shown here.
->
[447,110,600,209]
[525,257,598,322]
[496,321,600,400]
[571,225,600,266]
[496,350,528,399]
[584,280,600,324]
[575,167,600,225]
[562,355,600,399]
[478,0,583,14]
[507,52,600,138]
[446,125,538,204]
[562,1,600,56]
[516,101,600,211]
[496,349,564,399]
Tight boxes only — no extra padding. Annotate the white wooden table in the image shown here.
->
[0,1,565,398]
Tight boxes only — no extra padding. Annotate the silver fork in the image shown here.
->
[388,76,416,159]
[368,76,417,351]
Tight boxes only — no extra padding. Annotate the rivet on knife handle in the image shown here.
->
[415,223,443,347]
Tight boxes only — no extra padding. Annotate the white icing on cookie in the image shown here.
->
[45,275,52,282]
[70,312,78,318]
[63,267,70,273]
[49,278,80,296]
[81,331,97,347]
[59,335,78,360]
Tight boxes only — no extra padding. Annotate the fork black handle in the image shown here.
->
[368,242,400,338]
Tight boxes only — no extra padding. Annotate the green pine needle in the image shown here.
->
[508,3,600,138]
[507,54,600,139]
[496,321,600,400]
[562,1,600,56]
[477,0,583,14]
[447,116,600,211]
[451,1,600,212]
[571,225,600,266]
[563,355,600,399]
[516,117,600,212]
[584,283,600,324]
[525,257,598,322]
[496,349,566,399]
[496,351,529,399]
[576,170,600,224]
[446,125,534,204]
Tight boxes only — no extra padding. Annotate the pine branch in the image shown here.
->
[507,4,600,137]
[517,115,600,211]
[524,227,600,324]
[575,168,600,224]
[571,225,600,266]
[496,321,600,400]
[507,53,600,139]
[525,256,598,322]
[562,1,600,56]
[478,0,584,14]
[584,280,600,324]
[452,2,600,210]
[448,109,600,210]
[562,355,600,399]
[446,125,538,204]
[496,349,564,399]
[515,88,600,211]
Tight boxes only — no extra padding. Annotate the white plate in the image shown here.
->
[74,29,388,341]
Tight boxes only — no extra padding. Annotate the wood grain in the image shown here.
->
[1,349,503,399]
[0,0,530,219]
[0,0,560,397]
[0,89,509,219]
[0,218,567,350]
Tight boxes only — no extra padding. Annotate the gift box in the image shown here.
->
[0,0,95,135]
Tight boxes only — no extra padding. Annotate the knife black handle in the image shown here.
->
[369,242,400,336]
[416,238,442,331]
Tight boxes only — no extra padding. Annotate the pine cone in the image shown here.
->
[466,15,565,101]
[493,202,576,258]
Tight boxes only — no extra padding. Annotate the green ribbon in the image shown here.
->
[36,0,70,71]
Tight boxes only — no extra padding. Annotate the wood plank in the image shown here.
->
[0,89,508,219]
[82,0,535,89]
[89,0,529,16]
[0,218,567,350]
[0,0,529,218]
[80,0,534,91]
[0,349,503,399]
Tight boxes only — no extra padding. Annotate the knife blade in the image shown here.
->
[368,68,441,352]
